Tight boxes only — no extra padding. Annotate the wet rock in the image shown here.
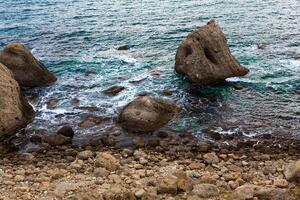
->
[46,99,59,109]
[77,150,94,160]
[57,126,74,138]
[175,20,249,85]
[0,63,35,138]
[95,152,120,171]
[157,174,178,194]
[192,184,219,198]
[292,55,300,60]
[44,134,71,146]
[257,44,268,49]
[118,96,178,133]
[29,134,42,144]
[103,86,125,96]
[0,43,57,86]
[284,160,300,181]
[78,115,102,128]
[156,131,169,138]
[117,45,130,50]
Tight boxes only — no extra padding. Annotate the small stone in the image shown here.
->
[273,178,288,188]
[44,134,71,146]
[95,152,120,171]
[77,150,94,160]
[189,162,205,170]
[93,168,109,177]
[20,153,35,161]
[203,152,219,164]
[157,174,178,194]
[135,189,146,198]
[70,159,84,171]
[14,175,25,182]
[284,160,300,181]
[192,184,219,198]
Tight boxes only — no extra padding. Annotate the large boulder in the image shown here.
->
[175,20,249,85]
[118,96,177,133]
[0,43,57,87]
[0,63,35,138]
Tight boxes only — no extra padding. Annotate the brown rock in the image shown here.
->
[232,184,289,200]
[102,184,135,200]
[77,150,94,160]
[118,96,177,133]
[175,20,249,85]
[0,43,56,86]
[284,160,300,181]
[78,115,102,128]
[44,134,71,146]
[0,63,34,138]
[103,86,125,96]
[157,174,178,194]
[95,152,120,171]
[192,184,219,198]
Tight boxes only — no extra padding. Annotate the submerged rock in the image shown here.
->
[118,96,177,133]
[0,63,34,138]
[117,45,130,50]
[78,115,102,128]
[0,43,57,87]
[175,20,249,85]
[103,86,125,96]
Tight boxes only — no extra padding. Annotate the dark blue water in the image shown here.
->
[0,0,299,141]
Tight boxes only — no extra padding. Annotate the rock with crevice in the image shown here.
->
[0,43,57,87]
[0,63,35,138]
[175,20,249,85]
[118,96,178,133]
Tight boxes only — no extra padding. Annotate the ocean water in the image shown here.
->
[0,0,299,143]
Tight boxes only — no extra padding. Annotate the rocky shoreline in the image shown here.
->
[1,141,300,200]
[1,20,299,200]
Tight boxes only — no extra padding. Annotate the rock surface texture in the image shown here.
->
[0,63,34,138]
[175,20,249,85]
[118,96,177,133]
[0,43,57,87]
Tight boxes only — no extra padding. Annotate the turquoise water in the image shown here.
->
[0,0,299,141]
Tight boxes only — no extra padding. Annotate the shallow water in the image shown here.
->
[0,0,299,143]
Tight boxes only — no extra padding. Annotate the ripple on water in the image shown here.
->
[0,0,299,142]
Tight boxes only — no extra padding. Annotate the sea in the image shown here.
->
[0,0,299,145]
